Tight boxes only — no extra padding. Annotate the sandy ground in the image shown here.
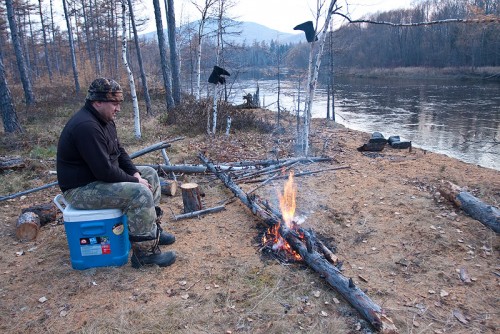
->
[0,118,498,334]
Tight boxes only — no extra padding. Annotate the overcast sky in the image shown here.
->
[142,0,413,34]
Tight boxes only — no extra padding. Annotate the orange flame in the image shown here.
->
[261,171,302,261]
[278,171,296,227]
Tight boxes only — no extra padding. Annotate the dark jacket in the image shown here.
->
[56,101,139,192]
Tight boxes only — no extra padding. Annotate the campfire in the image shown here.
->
[262,171,303,261]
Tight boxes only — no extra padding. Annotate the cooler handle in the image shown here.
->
[53,194,69,213]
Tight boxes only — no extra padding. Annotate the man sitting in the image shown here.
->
[56,77,176,268]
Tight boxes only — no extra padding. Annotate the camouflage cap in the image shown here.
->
[86,77,124,102]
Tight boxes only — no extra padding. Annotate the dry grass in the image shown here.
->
[0,96,498,334]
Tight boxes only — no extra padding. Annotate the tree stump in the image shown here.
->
[16,212,41,241]
[160,177,178,196]
[180,183,203,213]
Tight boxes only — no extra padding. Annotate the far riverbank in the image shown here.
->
[335,66,500,82]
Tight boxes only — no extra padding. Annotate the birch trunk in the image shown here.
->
[128,0,152,115]
[121,1,141,138]
[211,85,218,134]
[196,36,203,101]
[303,0,337,155]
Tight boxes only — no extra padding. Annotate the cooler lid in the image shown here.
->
[63,205,123,222]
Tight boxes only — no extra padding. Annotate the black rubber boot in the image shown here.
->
[131,248,176,269]
[157,223,175,245]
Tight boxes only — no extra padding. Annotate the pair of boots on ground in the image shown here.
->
[129,207,176,268]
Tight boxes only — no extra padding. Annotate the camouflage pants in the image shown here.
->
[63,166,160,242]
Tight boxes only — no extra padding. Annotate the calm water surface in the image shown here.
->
[231,78,500,171]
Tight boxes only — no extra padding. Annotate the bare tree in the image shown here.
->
[5,0,35,105]
[127,0,152,115]
[152,0,174,109]
[165,0,181,104]
[302,0,338,155]
[191,0,217,100]
[38,0,52,80]
[89,0,102,74]
[0,49,22,133]
[121,0,141,138]
[49,0,60,74]
[62,0,80,94]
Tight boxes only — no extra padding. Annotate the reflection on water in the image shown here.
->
[230,78,499,171]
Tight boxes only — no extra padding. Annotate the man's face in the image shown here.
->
[93,101,121,122]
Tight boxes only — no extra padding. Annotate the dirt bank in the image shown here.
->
[0,116,498,334]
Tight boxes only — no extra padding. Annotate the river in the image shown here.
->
[229,78,500,171]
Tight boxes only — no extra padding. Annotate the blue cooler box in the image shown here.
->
[54,195,131,270]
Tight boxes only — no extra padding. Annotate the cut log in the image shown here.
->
[159,177,178,196]
[438,180,499,233]
[199,153,397,333]
[16,212,41,241]
[180,183,203,213]
[21,203,57,225]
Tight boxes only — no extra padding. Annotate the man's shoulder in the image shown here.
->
[66,107,99,129]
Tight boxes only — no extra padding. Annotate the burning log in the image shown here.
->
[438,180,499,233]
[199,153,397,333]
[180,183,203,213]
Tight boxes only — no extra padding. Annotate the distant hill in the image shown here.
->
[140,19,303,45]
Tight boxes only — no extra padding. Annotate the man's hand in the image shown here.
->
[134,172,152,191]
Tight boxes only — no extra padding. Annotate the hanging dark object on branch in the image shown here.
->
[208,65,230,85]
[293,21,318,42]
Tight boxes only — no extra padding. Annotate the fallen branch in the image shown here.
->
[0,140,180,202]
[0,181,59,202]
[199,153,397,333]
[173,205,225,220]
[438,180,499,233]
[129,141,171,159]
[141,163,254,175]
[235,156,332,180]
[242,165,350,184]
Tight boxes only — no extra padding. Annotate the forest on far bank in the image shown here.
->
[0,0,498,127]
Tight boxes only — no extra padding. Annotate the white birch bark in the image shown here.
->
[195,23,204,101]
[121,0,141,139]
[303,0,337,156]
[212,85,218,134]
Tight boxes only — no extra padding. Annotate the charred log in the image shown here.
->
[21,203,57,225]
